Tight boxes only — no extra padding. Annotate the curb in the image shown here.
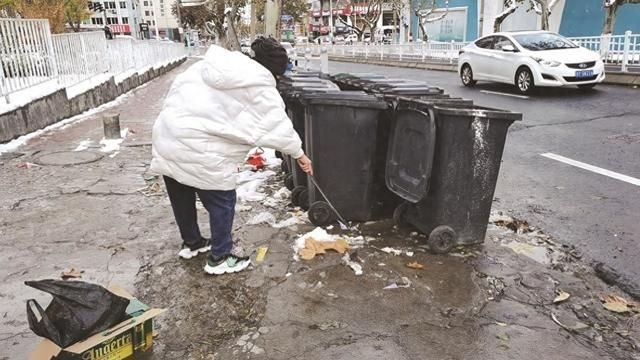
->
[329,55,640,87]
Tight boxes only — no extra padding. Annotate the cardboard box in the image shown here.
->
[30,286,166,360]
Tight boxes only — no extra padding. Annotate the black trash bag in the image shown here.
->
[25,279,130,348]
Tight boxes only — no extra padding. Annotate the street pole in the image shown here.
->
[176,1,182,42]
[264,0,281,39]
[328,0,334,42]
[250,0,257,41]
[152,0,160,39]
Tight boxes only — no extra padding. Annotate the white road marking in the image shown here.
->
[480,90,530,99]
[541,152,640,187]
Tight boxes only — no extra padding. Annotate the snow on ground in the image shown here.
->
[0,78,64,115]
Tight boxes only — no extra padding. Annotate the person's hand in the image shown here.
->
[296,154,313,176]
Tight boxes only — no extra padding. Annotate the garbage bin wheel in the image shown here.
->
[291,186,307,206]
[284,174,295,191]
[427,226,457,254]
[308,201,336,227]
[281,158,289,174]
[298,189,310,211]
[393,202,411,228]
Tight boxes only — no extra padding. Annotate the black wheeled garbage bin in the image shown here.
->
[300,92,392,226]
[387,102,522,254]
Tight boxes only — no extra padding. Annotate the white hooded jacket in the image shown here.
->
[150,46,303,190]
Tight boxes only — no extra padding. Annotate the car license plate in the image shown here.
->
[575,70,594,78]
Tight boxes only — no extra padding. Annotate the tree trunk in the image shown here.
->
[540,9,549,30]
[419,21,428,41]
[603,4,618,35]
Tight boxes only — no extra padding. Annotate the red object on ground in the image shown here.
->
[246,149,266,171]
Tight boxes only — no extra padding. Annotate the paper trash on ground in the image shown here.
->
[293,227,349,261]
[384,277,412,290]
[342,253,363,276]
[236,169,276,202]
[380,247,402,256]
[247,212,277,226]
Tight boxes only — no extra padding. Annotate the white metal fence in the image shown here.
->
[308,32,640,72]
[1,18,188,103]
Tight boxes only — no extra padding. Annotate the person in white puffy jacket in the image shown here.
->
[151,38,313,275]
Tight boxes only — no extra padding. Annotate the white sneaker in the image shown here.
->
[178,241,211,260]
[204,255,251,275]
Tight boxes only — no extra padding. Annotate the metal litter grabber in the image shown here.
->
[308,175,349,229]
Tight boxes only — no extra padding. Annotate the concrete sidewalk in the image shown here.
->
[0,59,638,360]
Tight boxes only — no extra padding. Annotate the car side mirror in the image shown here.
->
[502,45,516,52]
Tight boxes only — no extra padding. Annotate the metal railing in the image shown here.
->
[305,32,640,73]
[0,19,57,100]
[1,18,188,103]
[569,31,640,72]
[301,41,469,64]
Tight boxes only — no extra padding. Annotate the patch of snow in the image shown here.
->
[236,169,276,202]
[342,253,363,276]
[99,128,129,153]
[273,215,305,228]
[74,139,93,151]
[380,247,402,256]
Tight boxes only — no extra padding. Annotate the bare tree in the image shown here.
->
[603,0,640,35]
[493,0,524,33]
[340,0,384,41]
[528,0,560,31]
[414,0,449,41]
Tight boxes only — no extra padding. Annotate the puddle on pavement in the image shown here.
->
[502,241,551,264]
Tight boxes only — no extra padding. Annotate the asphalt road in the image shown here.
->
[330,61,640,292]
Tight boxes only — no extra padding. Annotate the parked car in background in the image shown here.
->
[295,36,309,46]
[333,35,345,45]
[458,31,605,94]
[345,34,358,44]
[362,33,371,44]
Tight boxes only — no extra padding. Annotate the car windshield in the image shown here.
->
[513,33,578,51]
[281,43,293,50]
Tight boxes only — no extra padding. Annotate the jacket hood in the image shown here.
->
[201,45,276,90]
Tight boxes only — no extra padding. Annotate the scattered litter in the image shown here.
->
[235,204,253,212]
[553,290,571,304]
[490,213,531,234]
[346,235,366,248]
[236,169,276,202]
[406,261,425,270]
[139,181,163,196]
[61,268,84,279]
[17,162,40,169]
[410,232,418,237]
[380,247,402,256]
[342,253,363,276]
[245,148,267,171]
[298,238,349,260]
[247,212,277,226]
[495,321,508,327]
[600,294,636,313]
[378,263,386,266]
[273,215,305,228]
[292,227,337,259]
[405,251,414,257]
[263,197,279,208]
[384,277,411,290]
[326,225,334,230]
[255,246,268,263]
[311,321,348,331]
[272,187,291,200]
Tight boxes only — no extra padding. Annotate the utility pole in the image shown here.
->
[152,0,160,39]
[264,0,281,39]
[250,0,257,40]
[176,1,182,42]
[328,0,334,42]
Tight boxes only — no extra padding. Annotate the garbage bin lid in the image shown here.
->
[397,97,474,109]
[379,87,444,95]
[302,92,387,109]
[433,106,523,121]
[386,108,436,203]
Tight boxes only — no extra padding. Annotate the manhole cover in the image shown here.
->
[33,151,104,166]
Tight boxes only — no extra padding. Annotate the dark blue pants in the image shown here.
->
[164,176,236,259]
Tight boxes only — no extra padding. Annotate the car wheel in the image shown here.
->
[460,64,477,87]
[577,83,596,90]
[515,68,534,94]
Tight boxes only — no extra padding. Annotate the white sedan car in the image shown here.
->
[458,31,605,94]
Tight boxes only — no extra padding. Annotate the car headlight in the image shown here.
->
[531,57,561,67]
